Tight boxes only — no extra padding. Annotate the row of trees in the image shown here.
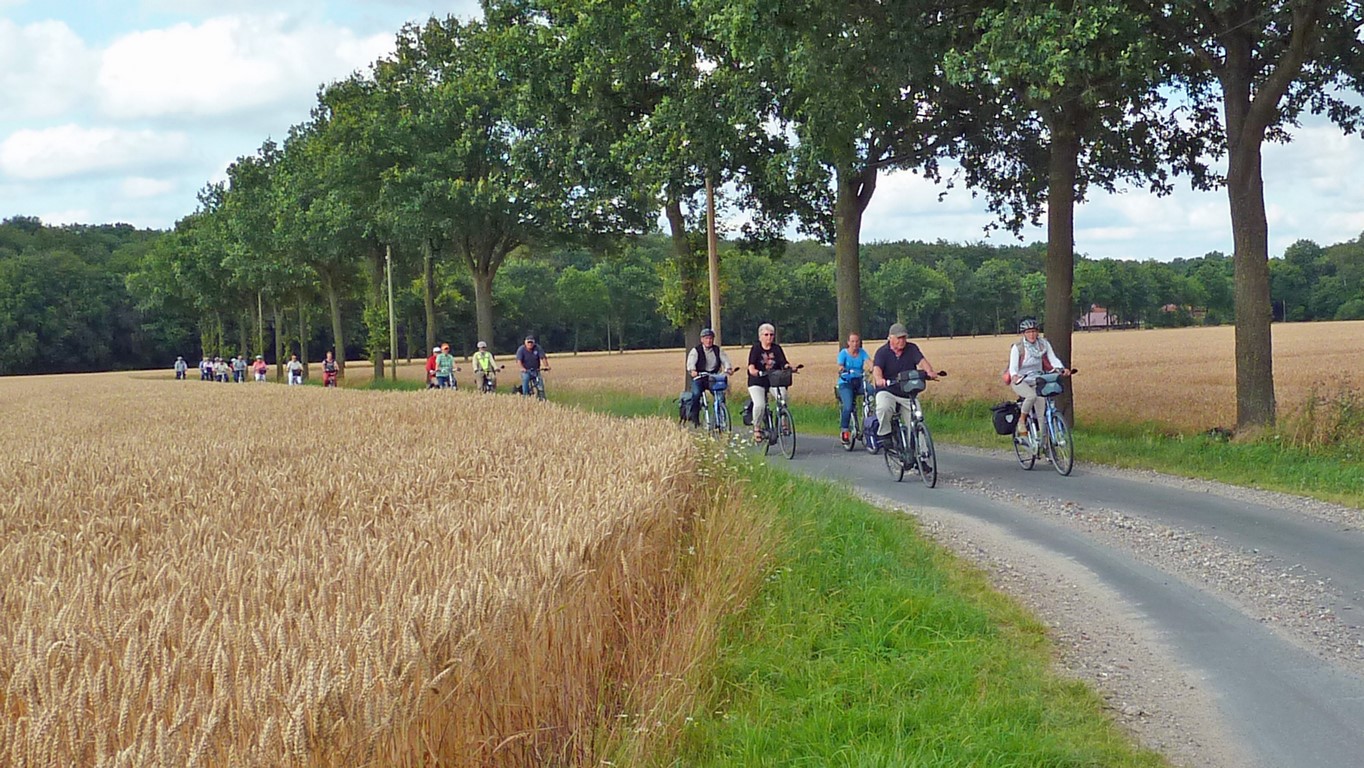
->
[12,211,1364,377]
[45,2,1364,428]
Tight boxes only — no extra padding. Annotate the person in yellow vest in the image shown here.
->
[472,341,500,393]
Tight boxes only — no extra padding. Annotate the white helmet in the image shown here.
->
[432,346,441,354]
[477,341,488,349]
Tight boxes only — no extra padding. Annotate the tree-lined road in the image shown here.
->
[785,435,1364,768]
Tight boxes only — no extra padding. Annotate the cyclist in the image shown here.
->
[1007,317,1069,439]
[425,346,440,388]
[252,355,268,382]
[836,333,870,443]
[435,344,458,389]
[232,354,247,383]
[746,323,793,442]
[174,356,188,380]
[516,336,549,395]
[872,323,940,446]
[322,350,339,387]
[472,341,498,392]
[686,328,734,426]
[286,354,304,385]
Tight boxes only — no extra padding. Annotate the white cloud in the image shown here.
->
[96,14,394,120]
[34,208,94,226]
[120,176,177,199]
[0,125,190,181]
[0,19,97,119]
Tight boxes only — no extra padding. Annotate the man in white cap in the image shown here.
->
[872,323,939,445]
[472,341,498,393]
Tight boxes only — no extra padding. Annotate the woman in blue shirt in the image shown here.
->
[836,333,870,442]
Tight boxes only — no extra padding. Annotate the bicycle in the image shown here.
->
[754,365,802,459]
[881,369,945,487]
[477,364,505,394]
[692,372,733,435]
[838,371,874,452]
[1013,368,1077,476]
[521,368,549,400]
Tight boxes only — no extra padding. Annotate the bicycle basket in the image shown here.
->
[892,370,925,395]
[767,369,793,388]
[708,373,729,392]
[1036,372,1064,396]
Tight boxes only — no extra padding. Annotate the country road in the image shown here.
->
[776,433,1364,768]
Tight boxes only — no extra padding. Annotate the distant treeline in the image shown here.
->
[3,215,1362,375]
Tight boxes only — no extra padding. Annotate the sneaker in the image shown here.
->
[841,430,851,443]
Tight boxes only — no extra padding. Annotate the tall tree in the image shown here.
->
[1145,0,1364,428]
[717,0,984,342]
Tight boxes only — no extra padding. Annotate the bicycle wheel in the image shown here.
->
[1013,415,1037,470]
[777,408,796,459]
[884,421,906,481]
[761,411,773,456]
[1048,411,1074,476]
[699,395,713,432]
[914,421,937,488]
[715,400,730,434]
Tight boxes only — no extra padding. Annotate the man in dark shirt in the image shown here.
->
[516,336,549,395]
[872,323,939,441]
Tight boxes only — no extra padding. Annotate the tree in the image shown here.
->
[950,0,1212,417]
[972,258,1024,334]
[554,266,608,352]
[718,0,983,342]
[1146,0,1364,428]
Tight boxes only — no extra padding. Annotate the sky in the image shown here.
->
[2,1,1363,262]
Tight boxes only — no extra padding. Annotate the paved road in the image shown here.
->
[777,433,1364,768]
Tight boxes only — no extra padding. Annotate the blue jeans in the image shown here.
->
[521,370,540,395]
[836,377,864,430]
[690,377,726,421]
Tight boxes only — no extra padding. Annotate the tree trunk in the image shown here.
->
[1044,119,1080,424]
[423,239,437,353]
[834,164,877,342]
[322,271,346,379]
[273,303,284,381]
[664,197,704,348]
[472,269,495,353]
[298,298,310,381]
[1222,75,1277,429]
[367,248,385,381]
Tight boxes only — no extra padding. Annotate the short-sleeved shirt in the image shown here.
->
[747,343,789,388]
[473,351,496,372]
[873,342,925,395]
[436,353,456,377]
[837,348,870,383]
[516,344,545,371]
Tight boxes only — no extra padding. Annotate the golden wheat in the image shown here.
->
[0,375,768,767]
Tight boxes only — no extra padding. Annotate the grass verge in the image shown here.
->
[657,463,1164,767]
[551,389,1364,508]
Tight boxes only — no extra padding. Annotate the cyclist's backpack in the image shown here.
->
[990,401,1021,435]
[742,400,754,426]
[863,413,879,444]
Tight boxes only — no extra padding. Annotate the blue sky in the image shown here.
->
[2,1,1362,261]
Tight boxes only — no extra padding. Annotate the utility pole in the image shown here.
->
[386,245,397,381]
[706,174,721,344]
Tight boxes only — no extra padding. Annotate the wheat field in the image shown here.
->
[0,375,766,767]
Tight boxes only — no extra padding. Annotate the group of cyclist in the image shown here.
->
[686,317,1069,447]
[424,336,549,396]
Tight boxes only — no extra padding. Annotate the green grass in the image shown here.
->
[551,390,1364,508]
[661,466,1165,767]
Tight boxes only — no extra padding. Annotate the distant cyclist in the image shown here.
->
[516,336,549,395]
[174,356,188,380]
[472,341,498,392]
[1007,317,1069,439]
[435,344,458,389]
[835,333,870,443]
[425,346,440,389]
[322,350,339,387]
[286,354,304,385]
[686,328,734,426]
[872,323,940,445]
[746,323,793,442]
[252,355,268,382]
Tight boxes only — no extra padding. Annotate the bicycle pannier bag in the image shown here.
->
[863,413,879,442]
[990,401,1020,435]
[678,392,695,424]
[742,400,754,426]
[767,369,793,388]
